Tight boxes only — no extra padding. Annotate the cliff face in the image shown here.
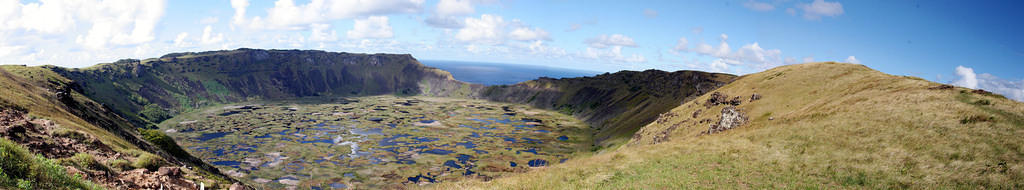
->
[479,69,735,147]
[49,49,478,127]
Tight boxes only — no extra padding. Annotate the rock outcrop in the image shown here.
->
[705,106,748,134]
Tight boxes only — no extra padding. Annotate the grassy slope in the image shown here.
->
[434,62,1024,189]
[0,66,238,189]
[0,66,138,152]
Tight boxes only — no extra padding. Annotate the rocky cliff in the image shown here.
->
[48,49,479,128]
[479,69,735,147]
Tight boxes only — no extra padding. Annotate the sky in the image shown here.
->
[0,0,1022,101]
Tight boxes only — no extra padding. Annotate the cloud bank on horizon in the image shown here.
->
[0,0,1022,101]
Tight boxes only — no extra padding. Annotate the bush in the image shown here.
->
[132,153,166,171]
[0,138,101,190]
[108,159,132,172]
[139,128,192,160]
[62,153,111,173]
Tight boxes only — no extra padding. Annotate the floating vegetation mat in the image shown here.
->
[160,96,593,189]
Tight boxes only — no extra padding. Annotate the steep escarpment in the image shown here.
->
[0,66,239,189]
[480,70,735,147]
[48,49,478,128]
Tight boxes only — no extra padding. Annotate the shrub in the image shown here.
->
[139,128,192,160]
[0,138,101,190]
[960,115,994,124]
[108,159,132,172]
[132,153,166,171]
[62,153,111,173]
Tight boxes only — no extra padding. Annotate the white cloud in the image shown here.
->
[743,0,775,12]
[673,37,688,51]
[233,0,424,30]
[798,0,844,20]
[953,65,978,89]
[173,32,189,46]
[424,0,477,28]
[524,40,566,57]
[201,25,224,44]
[585,34,637,49]
[581,46,646,63]
[951,66,1024,102]
[200,16,219,25]
[456,14,504,44]
[0,0,165,53]
[676,33,789,71]
[643,9,658,18]
[454,14,550,44]
[347,16,394,39]
[508,27,550,41]
[310,23,338,42]
[436,0,474,16]
[845,56,860,64]
[231,0,249,26]
[802,56,814,63]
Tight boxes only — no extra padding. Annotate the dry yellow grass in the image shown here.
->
[429,62,1024,189]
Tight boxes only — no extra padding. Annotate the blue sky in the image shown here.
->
[0,0,1022,101]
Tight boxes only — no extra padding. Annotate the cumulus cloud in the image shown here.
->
[953,66,978,89]
[675,33,790,71]
[673,37,688,51]
[845,56,860,64]
[508,27,550,41]
[424,0,473,28]
[436,0,474,16]
[798,0,844,20]
[952,66,1024,102]
[0,0,168,49]
[581,46,646,63]
[232,0,424,30]
[347,16,394,39]
[173,32,189,46]
[309,23,338,42]
[455,14,505,44]
[585,34,637,49]
[454,14,550,45]
[0,0,166,66]
[743,0,775,12]
[200,25,224,44]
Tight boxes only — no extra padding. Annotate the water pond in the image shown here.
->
[161,96,593,189]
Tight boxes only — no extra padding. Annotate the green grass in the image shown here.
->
[0,138,103,190]
[434,62,1024,189]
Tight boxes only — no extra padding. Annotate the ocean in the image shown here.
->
[420,60,601,86]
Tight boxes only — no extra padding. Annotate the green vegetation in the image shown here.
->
[160,96,593,189]
[132,153,166,171]
[61,153,112,174]
[480,70,735,148]
[0,138,102,190]
[437,62,1024,189]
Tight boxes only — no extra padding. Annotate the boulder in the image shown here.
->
[750,93,762,101]
[706,106,748,134]
[157,167,180,177]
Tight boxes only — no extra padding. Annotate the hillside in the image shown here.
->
[435,62,1024,189]
[480,70,735,147]
[47,49,479,128]
[0,66,240,189]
